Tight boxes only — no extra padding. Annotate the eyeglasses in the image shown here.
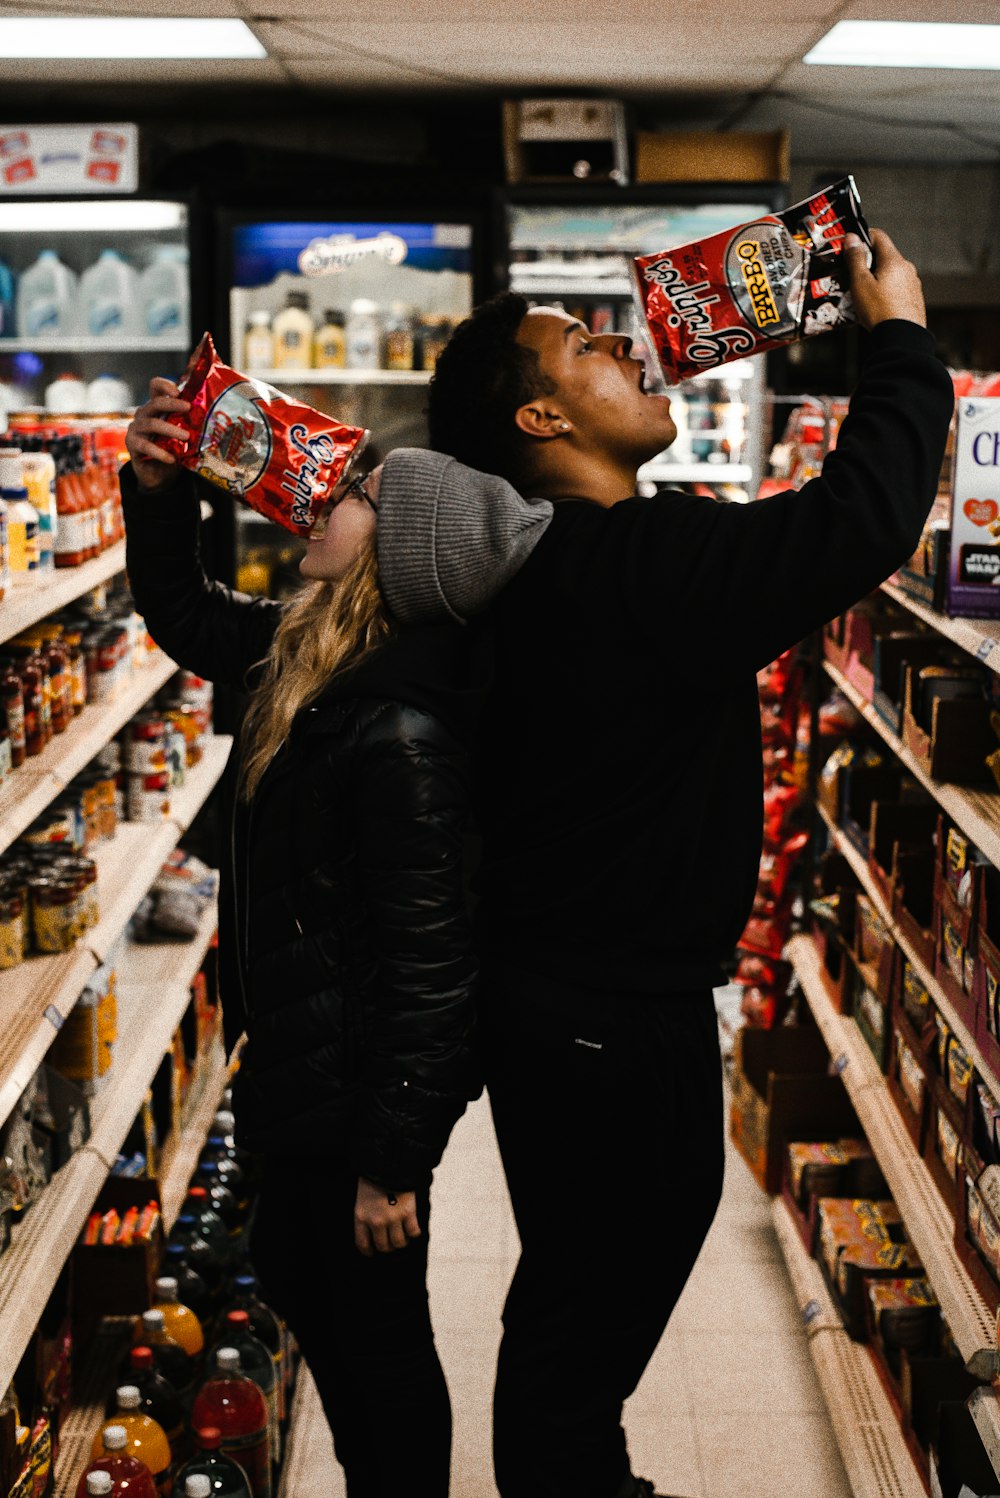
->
[340,473,378,513]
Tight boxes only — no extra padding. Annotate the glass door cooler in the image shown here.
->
[501,185,787,501]
[216,210,479,599]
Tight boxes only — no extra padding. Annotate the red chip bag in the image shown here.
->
[161,332,368,536]
[632,177,872,383]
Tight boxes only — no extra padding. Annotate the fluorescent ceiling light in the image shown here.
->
[0,201,187,232]
[0,16,266,59]
[805,20,1000,68]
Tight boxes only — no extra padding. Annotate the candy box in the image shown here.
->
[161,332,368,536]
[865,1276,940,1378]
[632,176,871,384]
[946,397,1000,619]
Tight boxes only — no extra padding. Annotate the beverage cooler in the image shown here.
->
[214,209,483,599]
[0,194,199,423]
[499,185,788,501]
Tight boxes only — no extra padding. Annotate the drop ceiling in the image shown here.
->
[0,0,997,164]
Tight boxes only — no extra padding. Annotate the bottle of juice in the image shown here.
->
[154,1276,205,1358]
[222,1278,285,1425]
[76,1425,158,1498]
[84,1474,113,1496]
[131,1309,195,1401]
[92,1389,172,1494]
[312,310,346,369]
[170,1428,252,1498]
[271,292,312,371]
[208,1311,279,1467]
[21,451,57,571]
[162,1242,213,1326]
[243,313,274,373]
[191,1350,271,1498]
[113,1346,186,1462]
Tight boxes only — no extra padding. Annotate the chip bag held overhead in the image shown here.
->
[631,177,873,384]
[161,332,368,536]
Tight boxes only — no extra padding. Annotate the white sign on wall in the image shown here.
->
[0,123,138,194]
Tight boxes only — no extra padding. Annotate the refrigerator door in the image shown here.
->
[220,213,476,597]
[506,195,779,500]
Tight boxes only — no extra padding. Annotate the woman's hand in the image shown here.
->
[354,1176,421,1256]
[125,377,192,493]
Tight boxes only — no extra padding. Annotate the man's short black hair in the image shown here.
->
[427,292,556,487]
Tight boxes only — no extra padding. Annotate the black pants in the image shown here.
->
[248,1159,451,1498]
[482,968,726,1498]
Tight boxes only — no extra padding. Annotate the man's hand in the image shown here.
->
[844,228,926,332]
[125,377,192,493]
[354,1176,421,1256]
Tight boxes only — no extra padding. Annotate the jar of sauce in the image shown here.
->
[0,888,25,970]
[1,662,26,768]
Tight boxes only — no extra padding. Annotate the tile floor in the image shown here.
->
[286,1023,854,1498]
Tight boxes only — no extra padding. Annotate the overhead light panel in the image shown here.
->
[0,16,266,58]
[805,20,1000,69]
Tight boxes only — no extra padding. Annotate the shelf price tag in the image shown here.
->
[832,1052,849,1075]
[976,639,996,664]
[43,1004,64,1031]
[802,1299,822,1327]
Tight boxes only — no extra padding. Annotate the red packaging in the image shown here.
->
[161,333,368,536]
[632,177,873,383]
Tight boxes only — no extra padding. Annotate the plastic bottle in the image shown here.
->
[76,1425,158,1498]
[345,298,381,370]
[86,374,132,414]
[184,1479,211,1498]
[84,1474,113,1496]
[312,310,346,369]
[16,250,78,338]
[208,1311,279,1467]
[80,250,140,339]
[222,1277,285,1425]
[0,255,15,338]
[191,1350,271,1498]
[384,302,415,371]
[170,1214,226,1296]
[180,1189,232,1266]
[1,451,40,574]
[242,313,274,373]
[20,450,57,570]
[170,1428,251,1498]
[1,661,26,767]
[162,1242,214,1326]
[111,1347,186,1463]
[194,1161,241,1234]
[271,292,312,371]
[154,1276,205,1358]
[131,1309,196,1400]
[45,373,89,413]
[139,246,189,340]
[92,1387,172,1494]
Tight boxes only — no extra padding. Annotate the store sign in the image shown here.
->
[0,123,138,194]
[298,231,408,277]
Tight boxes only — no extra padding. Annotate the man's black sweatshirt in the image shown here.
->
[472,319,955,995]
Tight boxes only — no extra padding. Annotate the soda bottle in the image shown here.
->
[170,1428,251,1498]
[191,1350,271,1498]
[163,1241,214,1326]
[76,1424,158,1498]
[154,1276,205,1358]
[113,1347,186,1462]
[222,1278,286,1426]
[92,1389,172,1494]
[208,1311,279,1468]
[170,1214,226,1296]
[194,1161,241,1235]
[131,1310,195,1401]
[202,1117,254,1207]
[179,1188,232,1265]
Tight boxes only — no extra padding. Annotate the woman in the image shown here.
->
[122,377,552,1496]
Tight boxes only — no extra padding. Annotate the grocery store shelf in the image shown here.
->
[157,1033,229,1232]
[786,932,996,1364]
[248,367,431,386]
[0,542,127,646]
[509,276,633,297]
[823,657,1000,872]
[0,739,231,1137]
[279,1365,331,1498]
[639,461,752,484]
[0,336,187,354]
[52,1321,132,1498]
[771,1195,926,1498]
[0,897,221,1395]
[882,581,1000,676]
[970,1386,1000,1482]
[0,649,179,858]
[814,801,991,1096]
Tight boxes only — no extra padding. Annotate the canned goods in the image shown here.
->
[0,730,11,786]
[31,875,79,953]
[0,889,24,969]
[126,769,171,823]
[125,712,167,774]
[165,725,187,787]
[23,808,75,847]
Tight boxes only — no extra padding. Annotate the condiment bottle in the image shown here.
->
[1,660,26,767]
[312,309,346,369]
[271,292,312,371]
[243,312,274,372]
[384,302,415,370]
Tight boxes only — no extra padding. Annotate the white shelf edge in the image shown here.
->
[509,278,633,297]
[970,1386,1000,1482]
[882,580,1000,677]
[0,541,127,648]
[0,337,188,353]
[786,932,996,1363]
[0,946,98,1132]
[771,1196,927,1498]
[814,801,991,1098]
[822,657,1000,872]
[248,367,431,387]
[278,1365,333,1498]
[638,462,752,483]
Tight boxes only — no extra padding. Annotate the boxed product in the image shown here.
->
[946,397,1000,618]
[817,1196,923,1339]
[783,1137,886,1250]
[865,1276,940,1379]
[868,797,938,910]
[872,631,956,736]
[887,1023,928,1150]
[925,1082,965,1218]
[901,659,995,785]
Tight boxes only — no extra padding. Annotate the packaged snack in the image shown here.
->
[161,332,368,536]
[632,177,872,383]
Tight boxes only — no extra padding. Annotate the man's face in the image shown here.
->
[515,307,677,468]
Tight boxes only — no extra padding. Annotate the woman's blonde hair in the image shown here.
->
[238,536,393,801]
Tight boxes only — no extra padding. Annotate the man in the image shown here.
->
[380,229,954,1498]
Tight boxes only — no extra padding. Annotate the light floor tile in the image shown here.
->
[625,1411,705,1498]
[678,1328,827,1416]
[695,1411,852,1498]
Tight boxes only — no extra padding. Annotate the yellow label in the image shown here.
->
[736,240,781,329]
[946,825,968,876]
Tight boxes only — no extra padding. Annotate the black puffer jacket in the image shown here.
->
[121,463,485,1190]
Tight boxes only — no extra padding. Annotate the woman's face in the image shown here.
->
[299,472,378,583]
